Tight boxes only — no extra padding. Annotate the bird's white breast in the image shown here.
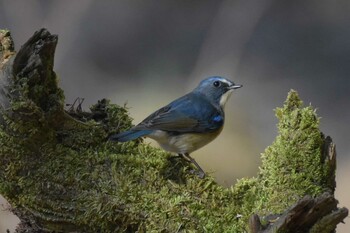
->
[148,129,223,154]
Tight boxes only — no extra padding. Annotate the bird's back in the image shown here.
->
[134,92,224,134]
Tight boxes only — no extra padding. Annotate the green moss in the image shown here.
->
[256,90,329,213]
[0,87,333,232]
[0,29,14,54]
[233,90,331,228]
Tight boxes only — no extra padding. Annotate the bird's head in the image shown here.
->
[194,76,242,108]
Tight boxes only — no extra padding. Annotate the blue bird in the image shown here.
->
[110,76,242,178]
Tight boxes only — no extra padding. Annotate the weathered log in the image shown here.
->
[249,192,348,233]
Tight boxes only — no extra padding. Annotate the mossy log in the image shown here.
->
[0,28,348,233]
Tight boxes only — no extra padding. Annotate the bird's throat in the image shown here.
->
[220,90,233,108]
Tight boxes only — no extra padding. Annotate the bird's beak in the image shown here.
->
[228,84,243,90]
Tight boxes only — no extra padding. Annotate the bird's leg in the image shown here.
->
[183,153,206,179]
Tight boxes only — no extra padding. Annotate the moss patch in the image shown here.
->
[0,86,332,232]
[233,90,331,226]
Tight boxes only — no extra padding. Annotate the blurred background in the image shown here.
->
[0,0,349,232]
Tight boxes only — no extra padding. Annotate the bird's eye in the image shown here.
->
[213,81,221,87]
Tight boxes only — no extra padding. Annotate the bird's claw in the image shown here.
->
[189,169,206,179]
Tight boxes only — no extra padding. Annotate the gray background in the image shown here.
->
[1,0,349,232]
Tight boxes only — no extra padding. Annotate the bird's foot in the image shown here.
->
[170,153,206,178]
[189,169,206,179]
[168,154,185,161]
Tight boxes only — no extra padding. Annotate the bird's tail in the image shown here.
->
[109,129,152,142]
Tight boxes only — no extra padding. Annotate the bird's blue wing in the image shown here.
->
[134,93,224,133]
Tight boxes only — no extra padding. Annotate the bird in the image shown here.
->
[110,76,242,178]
